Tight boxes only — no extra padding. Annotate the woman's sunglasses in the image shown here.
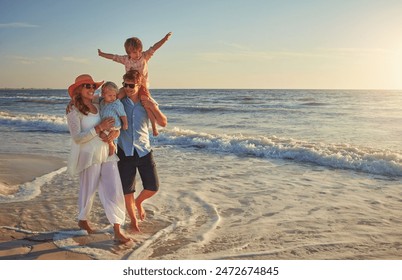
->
[82,83,96,89]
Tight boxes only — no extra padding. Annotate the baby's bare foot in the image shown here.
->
[108,142,116,156]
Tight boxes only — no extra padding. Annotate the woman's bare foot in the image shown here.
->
[114,231,132,244]
[78,220,96,234]
[135,201,146,221]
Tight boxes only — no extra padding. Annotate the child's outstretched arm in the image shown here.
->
[151,32,172,52]
[98,49,114,60]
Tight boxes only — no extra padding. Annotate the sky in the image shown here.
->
[1,0,402,89]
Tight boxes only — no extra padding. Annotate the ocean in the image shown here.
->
[1,88,402,260]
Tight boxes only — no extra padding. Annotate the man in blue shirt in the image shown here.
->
[117,69,167,232]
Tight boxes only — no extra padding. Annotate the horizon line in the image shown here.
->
[1,87,401,91]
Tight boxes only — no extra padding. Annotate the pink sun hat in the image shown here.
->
[68,74,104,98]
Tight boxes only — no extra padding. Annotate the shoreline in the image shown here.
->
[0,226,94,260]
[0,153,94,260]
[0,153,170,260]
[0,153,66,196]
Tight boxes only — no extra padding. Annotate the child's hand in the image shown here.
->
[165,32,172,40]
[117,87,126,99]
[98,49,102,56]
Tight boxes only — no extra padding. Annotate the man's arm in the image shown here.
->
[143,99,167,127]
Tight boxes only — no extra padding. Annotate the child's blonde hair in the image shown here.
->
[124,37,143,54]
[101,81,119,94]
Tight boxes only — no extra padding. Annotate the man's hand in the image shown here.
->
[141,98,157,110]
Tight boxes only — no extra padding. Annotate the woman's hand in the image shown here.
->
[99,117,115,131]
[99,130,120,143]
[95,117,114,135]
[99,131,108,141]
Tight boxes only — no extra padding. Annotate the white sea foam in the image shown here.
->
[1,107,401,177]
[159,127,402,177]
[0,167,67,203]
[0,111,67,132]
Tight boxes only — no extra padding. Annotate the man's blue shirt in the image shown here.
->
[118,97,151,157]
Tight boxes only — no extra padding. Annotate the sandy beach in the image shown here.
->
[0,153,172,260]
[0,153,93,260]
[2,151,402,260]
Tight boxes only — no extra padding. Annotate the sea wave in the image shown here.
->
[162,104,239,113]
[0,94,69,103]
[161,104,295,114]
[159,127,402,177]
[2,109,401,177]
[0,111,68,133]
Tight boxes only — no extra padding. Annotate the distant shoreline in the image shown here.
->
[1,88,401,91]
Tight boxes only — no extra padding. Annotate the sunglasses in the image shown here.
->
[82,83,96,89]
[123,82,138,89]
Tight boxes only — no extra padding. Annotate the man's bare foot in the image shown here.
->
[130,220,141,232]
[135,201,146,221]
[78,220,96,234]
[114,232,132,244]
[152,128,159,136]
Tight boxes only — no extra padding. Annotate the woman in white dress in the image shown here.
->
[66,74,130,244]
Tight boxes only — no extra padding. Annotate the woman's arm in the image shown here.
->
[67,109,115,144]
[67,110,97,144]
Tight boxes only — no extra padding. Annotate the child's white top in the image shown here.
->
[113,47,155,88]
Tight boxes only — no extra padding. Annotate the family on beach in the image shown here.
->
[66,32,172,244]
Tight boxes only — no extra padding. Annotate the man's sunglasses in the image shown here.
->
[123,83,138,89]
